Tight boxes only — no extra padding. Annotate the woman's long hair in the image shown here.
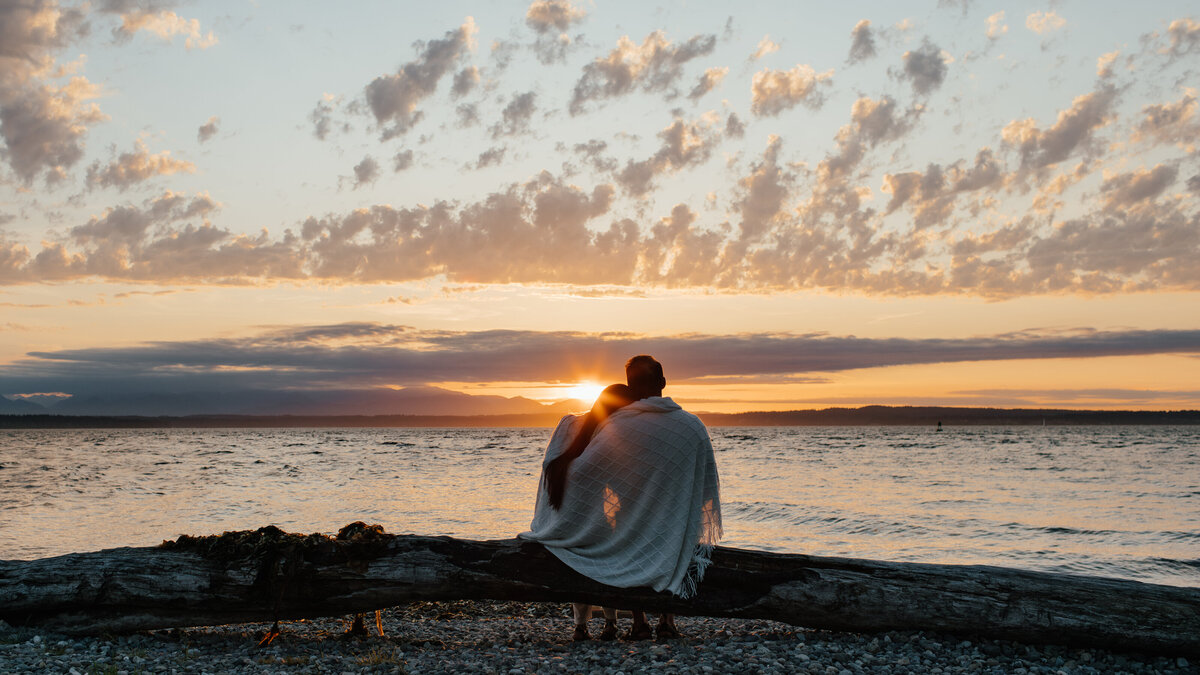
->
[544,384,636,510]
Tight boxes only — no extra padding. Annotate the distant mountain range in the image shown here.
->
[0,386,588,418]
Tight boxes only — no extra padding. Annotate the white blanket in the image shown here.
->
[519,396,722,598]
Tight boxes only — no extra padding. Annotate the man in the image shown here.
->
[522,355,723,640]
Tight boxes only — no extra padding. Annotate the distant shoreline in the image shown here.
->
[1,405,1197,428]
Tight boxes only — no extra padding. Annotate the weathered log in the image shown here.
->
[1,524,1197,657]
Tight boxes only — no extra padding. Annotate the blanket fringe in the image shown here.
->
[679,543,715,600]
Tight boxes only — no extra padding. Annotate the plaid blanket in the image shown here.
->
[520,396,722,598]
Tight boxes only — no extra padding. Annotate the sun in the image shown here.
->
[562,381,605,404]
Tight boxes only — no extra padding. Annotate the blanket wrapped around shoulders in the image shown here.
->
[519,396,722,598]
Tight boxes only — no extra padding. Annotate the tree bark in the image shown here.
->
[1,526,1197,657]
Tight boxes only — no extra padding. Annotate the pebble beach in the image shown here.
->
[1,600,1194,675]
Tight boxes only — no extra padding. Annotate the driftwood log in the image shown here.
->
[1,524,1197,657]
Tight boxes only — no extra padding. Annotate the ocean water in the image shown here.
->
[0,425,1197,587]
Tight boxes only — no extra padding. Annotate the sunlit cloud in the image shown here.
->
[569,30,717,115]
[111,9,216,50]
[750,35,780,61]
[525,0,587,64]
[750,64,833,116]
[86,139,196,191]
[196,116,219,143]
[687,66,728,101]
[985,12,1008,40]
[846,20,876,64]
[1025,11,1066,35]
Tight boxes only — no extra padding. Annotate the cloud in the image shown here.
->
[1099,165,1178,211]
[0,0,86,77]
[1025,11,1066,35]
[451,66,480,98]
[750,64,833,116]
[730,135,789,245]
[614,114,723,195]
[1162,17,1200,60]
[898,40,949,96]
[687,66,728,101]
[393,149,414,172]
[309,95,338,140]
[847,20,876,64]
[724,112,745,139]
[489,91,537,139]
[4,323,1198,397]
[640,203,726,286]
[474,146,507,169]
[0,1,109,184]
[1096,50,1120,78]
[882,148,1004,225]
[0,190,307,284]
[824,95,921,180]
[1002,86,1117,170]
[525,0,587,63]
[569,31,717,115]
[351,156,379,189]
[525,0,586,34]
[197,115,219,142]
[0,77,107,184]
[1132,93,1199,150]
[1023,199,1200,291]
[364,17,477,139]
[295,174,628,285]
[110,8,217,49]
[986,12,1008,40]
[85,140,196,191]
[572,140,617,173]
[456,102,480,127]
[750,35,779,61]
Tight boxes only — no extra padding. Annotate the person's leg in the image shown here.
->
[598,607,619,640]
[571,603,591,641]
[624,609,653,640]
[656,612,682,639]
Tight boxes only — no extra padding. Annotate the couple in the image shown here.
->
[520,355,722,641]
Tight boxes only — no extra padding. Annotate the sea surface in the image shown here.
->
[1,425,1197,587]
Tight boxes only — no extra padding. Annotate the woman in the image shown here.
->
[539,384,637,641]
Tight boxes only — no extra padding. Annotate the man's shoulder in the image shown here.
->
[665,405,704,424]
[654,400,709,436]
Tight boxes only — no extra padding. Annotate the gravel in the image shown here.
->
[0,601,1194,674]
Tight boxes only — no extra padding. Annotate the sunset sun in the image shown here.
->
[562,381,606,404]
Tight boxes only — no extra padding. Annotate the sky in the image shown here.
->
[0,0,1198,414]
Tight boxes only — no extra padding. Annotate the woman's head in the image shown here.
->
[544,383,639,511]
[592,383,637,416]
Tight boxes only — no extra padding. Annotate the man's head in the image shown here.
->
[625,354,666,398]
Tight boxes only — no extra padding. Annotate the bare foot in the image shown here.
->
[623,621,653,641]
[655,620,682,640]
